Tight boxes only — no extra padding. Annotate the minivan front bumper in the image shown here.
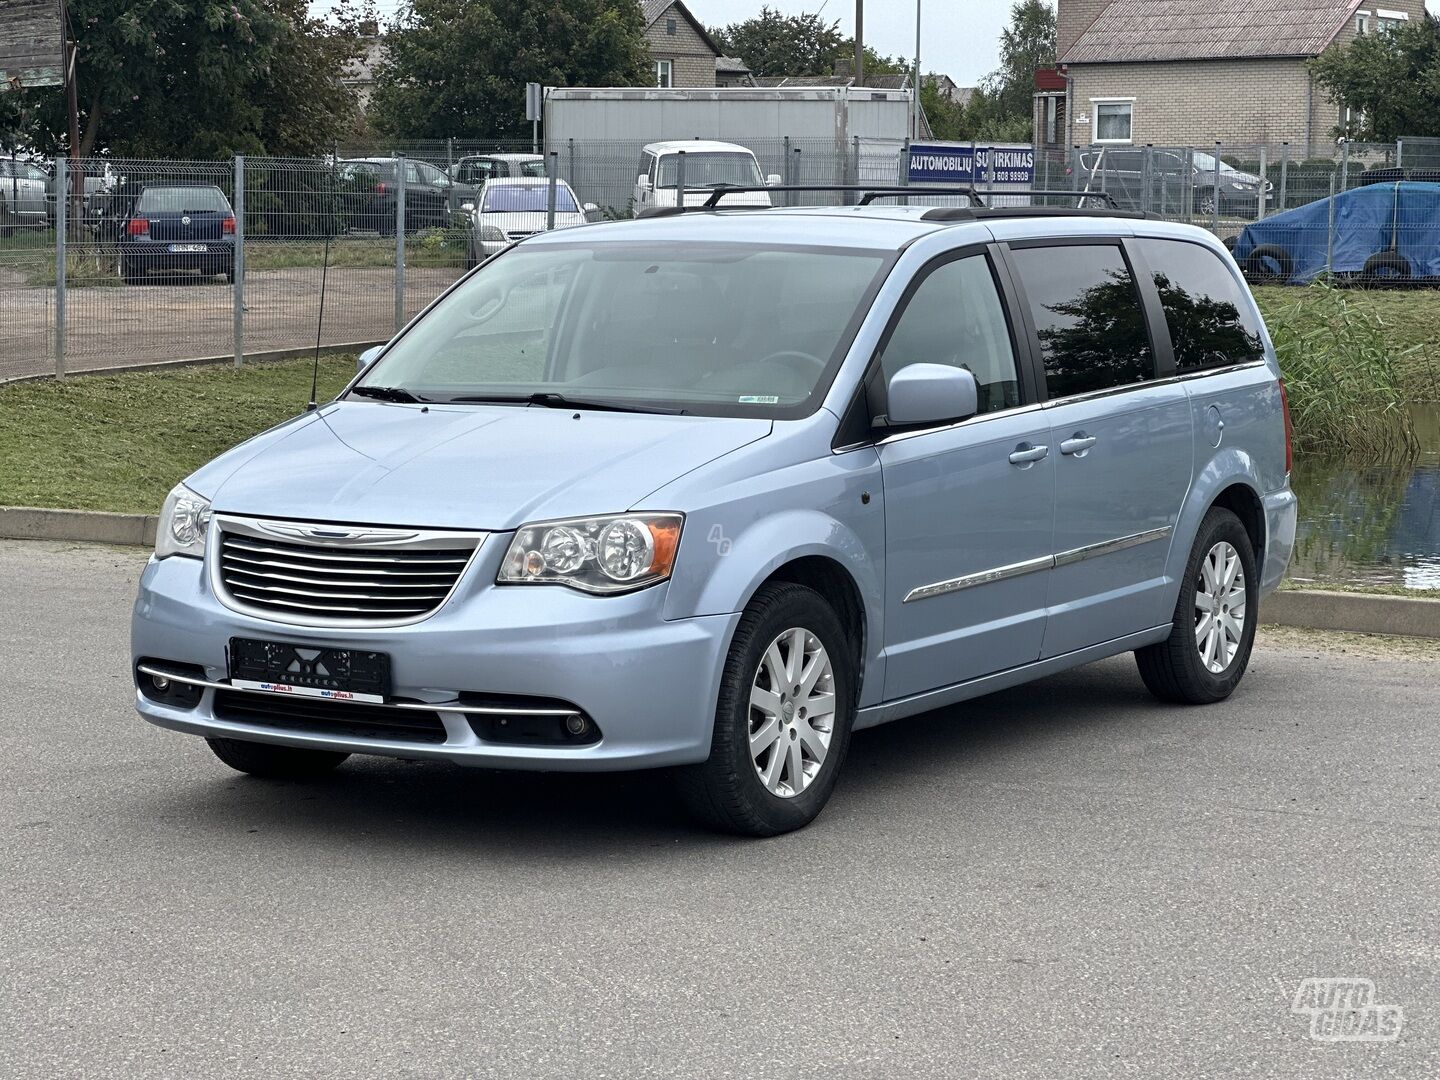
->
[131,551,738,771]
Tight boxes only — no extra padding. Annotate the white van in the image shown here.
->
[632,140,780,215]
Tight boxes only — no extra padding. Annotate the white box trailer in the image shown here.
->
[542,86,915,214]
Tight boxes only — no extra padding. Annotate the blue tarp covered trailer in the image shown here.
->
[1231,182,1440,285]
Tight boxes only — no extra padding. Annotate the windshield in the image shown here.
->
[1190,153,1238,174]
[657,153,764,189]
[354,242,889,417]
[483,185,578,213]
[136,187,230,213]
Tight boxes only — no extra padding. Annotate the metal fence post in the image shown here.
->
[984,144,994,194]
[1326,172,1337,277]
[1279,142,1289,212]
[394,154,406,334]
[851,135,860,204]
[233,156,245,367]
[782,136,791,205]
[446,137,454,216]
[567,138,575,188]
[1340,139,1350,192]
[1211,140,1222,233]
[547,152,559,229]
[1141,145,1153,214]
[1256,145,1267,221]
[899,138,910,207]
[53,156,66,378]
[1396,138,1404,168]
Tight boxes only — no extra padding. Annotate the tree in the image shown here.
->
[920,79,964,140]
[1309,14,1440,140]
[710,7,845,78]
[369,0,650,141]
[948,0,1053,141]
[0,0,364,159]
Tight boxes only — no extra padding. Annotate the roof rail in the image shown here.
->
[631,185,1122,217]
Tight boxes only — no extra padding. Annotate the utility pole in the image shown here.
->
[913,0,921,140]
[855,0,864,86]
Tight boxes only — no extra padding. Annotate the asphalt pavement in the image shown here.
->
[3,540,1437,1079]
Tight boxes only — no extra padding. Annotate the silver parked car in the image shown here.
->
[132,198,1297,835]
[465,177,595,266]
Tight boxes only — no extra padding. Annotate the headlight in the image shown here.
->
[155,482,212,559]
[478,225,507,243]
[498,513,683,594]
[1233,181,1257,190]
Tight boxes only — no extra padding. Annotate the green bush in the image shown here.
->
[1263,283,1419,457]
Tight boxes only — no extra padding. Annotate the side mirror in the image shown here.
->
[885,364,977,427]
[637,174,652,190]
[583,202,598,215]
[356,345,384,373]
[765,173,783,187]
[459,201,475,213]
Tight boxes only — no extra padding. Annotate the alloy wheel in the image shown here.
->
[749,627,836,798]
[1195,541,1246,674]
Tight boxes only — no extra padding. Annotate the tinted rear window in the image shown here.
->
[1134,238,1265,371]
[136,187,230,213]
[1010,244,1154,398]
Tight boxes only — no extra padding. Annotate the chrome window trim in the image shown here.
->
[902,526,1173,603]
[209,514,486,629]
[869,361,1267,449]
[135,663,581,717]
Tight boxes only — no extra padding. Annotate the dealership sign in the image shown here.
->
[908,143,1035,185]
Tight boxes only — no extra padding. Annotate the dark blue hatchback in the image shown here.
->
[118,183,236,284]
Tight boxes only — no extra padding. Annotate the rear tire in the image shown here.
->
[676,582,856,836]
[207,737,350,779]
[1245,244,1293,284]
[1136,507,1258,704]
[1362,250,1410,284]
[120,256,143,284]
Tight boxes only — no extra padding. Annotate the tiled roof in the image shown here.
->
[1059,0,1363,64]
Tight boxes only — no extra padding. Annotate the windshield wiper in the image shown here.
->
[445,391,682,414]
[351,385,427,403]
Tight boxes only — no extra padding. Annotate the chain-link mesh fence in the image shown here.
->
[2,136,1435,383]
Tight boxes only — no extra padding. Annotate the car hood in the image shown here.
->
[190,401,772,531]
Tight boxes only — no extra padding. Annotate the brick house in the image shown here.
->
[1034,0,1429,157]
[641,0,727,87]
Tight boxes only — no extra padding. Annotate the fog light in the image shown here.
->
[152,674,171,691]
[564,714,588,736]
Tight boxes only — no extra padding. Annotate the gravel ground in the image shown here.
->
[0,266,461,382]
[3,540,1437,1079]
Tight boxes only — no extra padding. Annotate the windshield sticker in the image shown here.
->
[738,395,780,404]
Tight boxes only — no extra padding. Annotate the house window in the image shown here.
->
[655,59,673,88]
[1092,100,1133,143]
[1355,11,1371,34]
[1376,8,1409,30]
[666,17,677,35]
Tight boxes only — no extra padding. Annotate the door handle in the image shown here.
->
[1060,433,1098,456]
[1008,442,1049,465]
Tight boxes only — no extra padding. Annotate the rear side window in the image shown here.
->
[1010,244,1154,399]
[1134,238,1265,371]
[878,254,1021,414]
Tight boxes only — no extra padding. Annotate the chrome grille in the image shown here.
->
[212,516,484,627]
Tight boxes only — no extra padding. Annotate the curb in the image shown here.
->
[1263,589,1440,640]
[3,510,1438,640]
[0,506,158,546]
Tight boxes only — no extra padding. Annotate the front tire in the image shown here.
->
[677,582,856,836]
[1136,507,1258,704]
[207,737,349,779]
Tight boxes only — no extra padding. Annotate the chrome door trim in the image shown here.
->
[1039,360,1267,410]
[901,526,1173,603]
[1053,525,1173,567]
[902,554,1052,603]
[872,401,1047,448]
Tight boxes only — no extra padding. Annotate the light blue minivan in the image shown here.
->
[132,200,1297,835]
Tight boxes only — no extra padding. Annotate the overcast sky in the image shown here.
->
[324,0,1440,87]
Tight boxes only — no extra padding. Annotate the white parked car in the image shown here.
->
[465,177,595,267]
[633,140,780,216]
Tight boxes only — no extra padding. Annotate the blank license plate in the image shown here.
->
[168,243,208,253]
[228,637,391,704]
